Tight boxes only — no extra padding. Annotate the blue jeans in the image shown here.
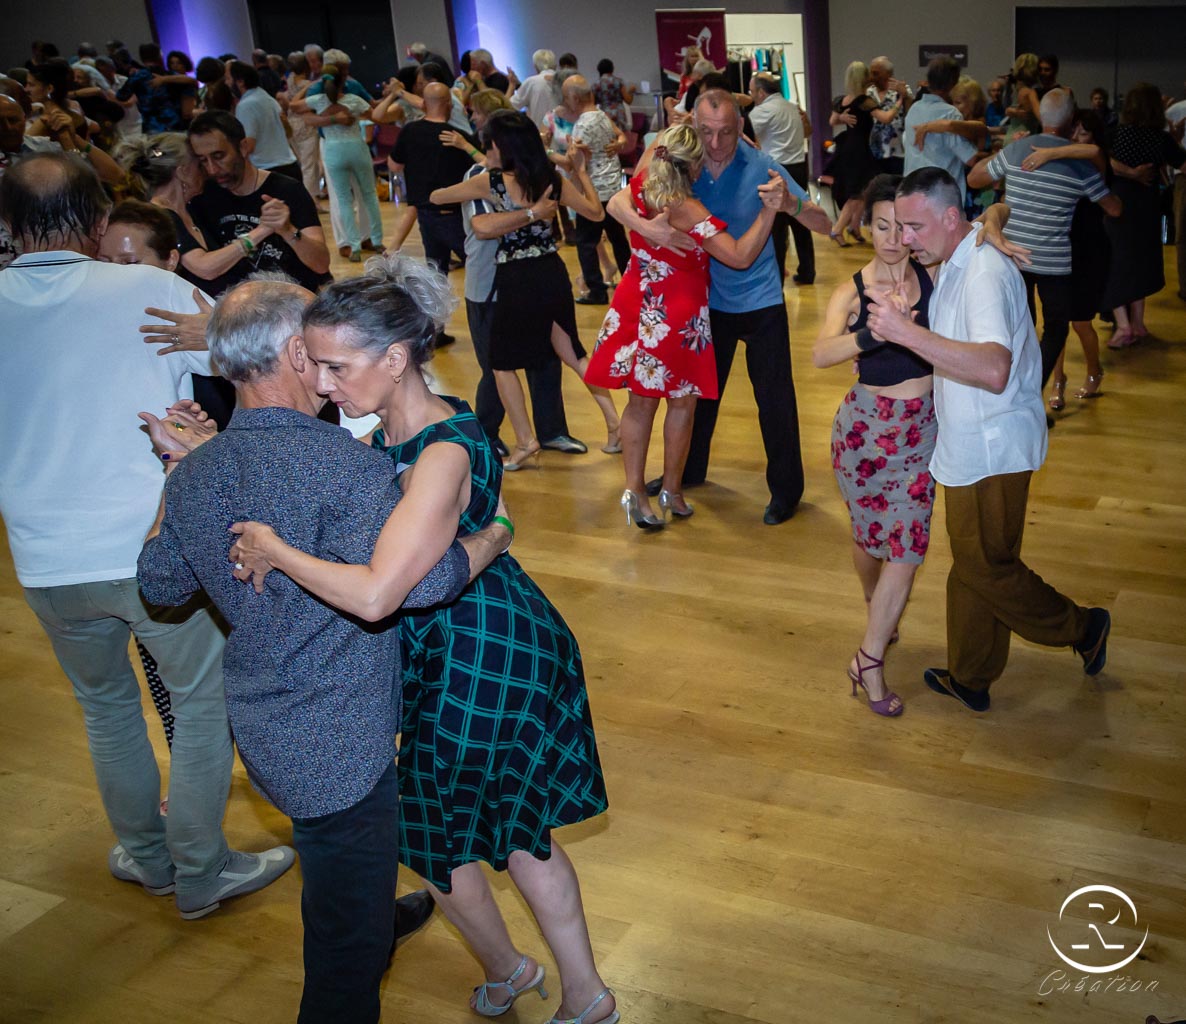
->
[23,579,232,895]
[322,139,383,251]
[293,760,400,1024]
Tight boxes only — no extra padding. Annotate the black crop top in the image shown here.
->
[850,259,934,386]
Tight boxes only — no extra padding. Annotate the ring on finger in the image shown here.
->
[234,561,245,570]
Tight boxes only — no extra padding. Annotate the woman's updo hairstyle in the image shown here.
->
[861,173,902,224]
[115,132,189,198]
[641,124,703,213]
[303,252,458,368]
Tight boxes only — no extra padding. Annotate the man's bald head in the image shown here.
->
[209,278,313,383]
[0,151,111,253]
[562,74,592,107]
[422,81,452,117]
[0,94,26,152]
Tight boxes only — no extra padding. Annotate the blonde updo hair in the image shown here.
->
[115,132,190,200]
[642,125,703,213]
[844,61,870,97]
[951,77,986,120]
[470,87,513,120]
[1012,53,1039,86]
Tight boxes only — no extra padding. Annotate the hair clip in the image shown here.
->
[654,145,669,160]
[148,147,165,160]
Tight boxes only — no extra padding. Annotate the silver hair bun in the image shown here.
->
[362,251,459,335]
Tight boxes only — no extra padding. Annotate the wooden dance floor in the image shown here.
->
[2,206,1184,1022]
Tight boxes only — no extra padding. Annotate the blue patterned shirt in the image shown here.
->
[138,406,470,818]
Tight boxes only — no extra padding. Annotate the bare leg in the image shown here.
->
[852,560,919,709]
[1070,319,1103,397]
[597,240,617,284]
[426,864,543,1012]
[851,542,882,604]
[550,323,621,441]
[387,203,418,252]
[660,396,697,514]
[507,845,615,1022]
[495,369,540,466]
[1129,298,1147,335]
[845,199,866,241]
[622,393,660,518]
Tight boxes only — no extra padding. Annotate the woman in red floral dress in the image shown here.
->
[585,125,779,529]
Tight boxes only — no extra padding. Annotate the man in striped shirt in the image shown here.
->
[968,89,1121,386]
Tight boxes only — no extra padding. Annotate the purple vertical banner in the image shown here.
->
[150,0,190,60]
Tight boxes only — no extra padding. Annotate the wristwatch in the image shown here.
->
[525,207,536,222]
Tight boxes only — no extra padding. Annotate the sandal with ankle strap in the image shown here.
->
[471,955,548,1017]
[847,648,903,716]
[546,987,620,1024]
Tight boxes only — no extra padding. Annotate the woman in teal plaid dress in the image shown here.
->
[231,255,619,1024]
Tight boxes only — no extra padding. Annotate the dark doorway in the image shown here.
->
[248,0,399,97]
[1016,6,1186,105]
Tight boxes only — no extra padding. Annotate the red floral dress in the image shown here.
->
[584,175,723,399]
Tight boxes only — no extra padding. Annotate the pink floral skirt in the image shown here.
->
[830,384,937,564]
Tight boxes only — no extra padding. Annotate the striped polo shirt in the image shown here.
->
[985,135,1109,276]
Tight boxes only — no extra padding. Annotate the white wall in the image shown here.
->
[827,0,1186,99]
[390,0,453,67]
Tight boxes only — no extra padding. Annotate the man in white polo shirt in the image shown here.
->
[227,59,301,181]
[0,152,293,916]
[865,167,1111,712]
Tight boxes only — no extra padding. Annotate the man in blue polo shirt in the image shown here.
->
[612,89,832,523]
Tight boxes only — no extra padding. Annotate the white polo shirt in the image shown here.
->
[928,224,1047,487]
[0,253,213,586]
[749,94,805,165]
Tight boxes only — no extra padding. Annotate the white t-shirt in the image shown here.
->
[927,225,1047,487]
[749,94,805,165]
[0,254,213,586]
[510,71,559,127]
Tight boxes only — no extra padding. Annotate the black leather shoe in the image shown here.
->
[392,890,435,952]
[792,273,815,285]
[762,502,796,525]
[436,332,456,348]
[1074,607,1111,676]
[923,668,990,712]
[492,439,510,459]
[540,435,588,454]
[575,294,609,305]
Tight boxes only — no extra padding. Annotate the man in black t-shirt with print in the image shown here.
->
[187,110,331,294]
[390,82,478,276]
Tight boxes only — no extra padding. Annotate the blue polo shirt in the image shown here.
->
[692,142,808,313]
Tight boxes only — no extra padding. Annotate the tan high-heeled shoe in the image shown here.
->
[1075,370,1103,399]
[1048,374,1067,411]
[503,441,541,472]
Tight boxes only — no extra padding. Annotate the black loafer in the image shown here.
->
[645,476,705,497]
[762,502,796,525]
[574,294,609,305]
[539,435,588,454]
[1074,607,1111,676]
[923,668,990,712]
[390,889,435,957]
[792,273,815,285]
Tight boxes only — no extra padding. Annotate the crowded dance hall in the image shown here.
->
[2,1,1185,1021]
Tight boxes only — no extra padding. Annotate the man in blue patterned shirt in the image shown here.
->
[138,279,509,1023]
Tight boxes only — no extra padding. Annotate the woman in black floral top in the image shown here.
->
[432,111,621,469]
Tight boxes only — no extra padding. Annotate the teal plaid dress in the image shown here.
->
[374,399,608,892]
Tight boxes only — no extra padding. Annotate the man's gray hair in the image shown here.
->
[208,278,309,382]
[409,42,428,57]
[751,72,780,96]
[694,87,740,120]
[323,48,350,67]
[897,166,962,216]
[470,48,492,66]
[533,49,556,72]
[303,43,323,58]
[1039,88,1075,131]
[870,55,893,73]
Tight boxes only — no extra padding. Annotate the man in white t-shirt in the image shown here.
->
[509,49,559,127]
[865,167,1111,712]
[0,152,292,916]
[567,76,629,304]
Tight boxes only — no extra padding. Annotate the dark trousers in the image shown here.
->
[874,156,905,176]
[944,472,1088,691]
[1022,271,1073,388]
[417,207,467,276]
[575,200,631,296]
[771,160,815,283]
[293,761,400,1024]
[684,304,805,509]
[465,298,569,443]
[267,160,304,184]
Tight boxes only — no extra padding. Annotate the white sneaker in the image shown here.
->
[176,846,296,920]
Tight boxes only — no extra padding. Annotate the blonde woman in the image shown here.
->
[826,61,881,244]
[584,125,781,528]
[1003,53,1041,140]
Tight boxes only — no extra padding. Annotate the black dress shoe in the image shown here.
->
[923,668,990,711]
[762,502,796,525]
[540,435,588,454]
[436,332,456,348]
[391,889,435,954]
[574,294,609,305]
[792,273,815,285]
[1074,607,1111,676]
[492,439,510,459]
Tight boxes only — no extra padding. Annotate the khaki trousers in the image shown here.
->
[943,471,1089,690]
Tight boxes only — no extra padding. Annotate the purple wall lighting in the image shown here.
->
[149,0,246,64]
